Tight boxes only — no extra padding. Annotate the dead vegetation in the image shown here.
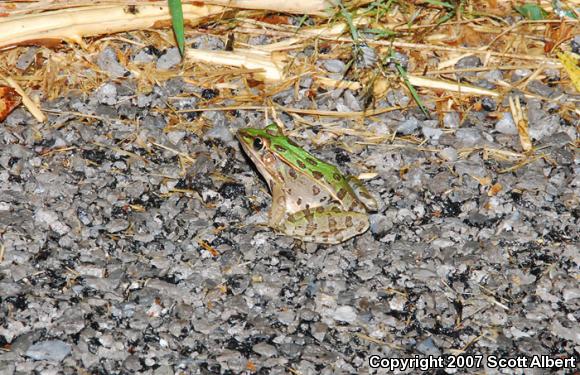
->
[0,0,578,172]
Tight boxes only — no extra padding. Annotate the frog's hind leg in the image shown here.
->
[278,205,369,244]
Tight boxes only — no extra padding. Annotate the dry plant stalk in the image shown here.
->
[1,0,335,17]
[0,1,338,50]
[205,0,336,16]
[509,96,532,152]
[185,49,287,82]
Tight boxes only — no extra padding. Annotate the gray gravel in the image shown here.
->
[0,39,579,375]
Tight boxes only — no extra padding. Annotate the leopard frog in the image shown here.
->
[237,124,377,244]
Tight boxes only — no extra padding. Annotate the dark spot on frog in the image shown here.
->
[287,138,301,148]
[345,216,353,228]
[306,157,318,166]
[305,222,317,235]
[315,206,324,213]
[288,168,297,179]
[328,217,338,229]
[296,197,302,206]
[337,188,347,200]
[274,145,287,153]
[349,201,362,211]
[333,173,342,181]
[296,160,306,169]
[312,186,321,196]
[312,171,323,180]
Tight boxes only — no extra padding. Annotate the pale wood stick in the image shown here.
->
[0,3,226,50]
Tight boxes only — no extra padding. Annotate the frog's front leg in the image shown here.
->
[346,175,378,211]
[276,205,370,244]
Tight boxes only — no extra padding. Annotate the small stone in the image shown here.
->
[277,309,295,325]
[156,48,181,70]
[481,97,497,111]
[123,355,142,372]
[389,294,406,311]
[34,209,59,226]
[455,128,483,146]
[106,219,129,233]
[495,113,518,135]
[16,47,37,71]
[322,59,346,73]
[26,340,71,362]
[563,288,580,302]
[443,112,460,128]
[331,306,357,323]
[369,214,393,238]
[206,122,234,143]
[422,125,443,142]
[439,147,458,161]
[396,117,419,135]
[511,69,532,82]
[153,366,174,375]
[95,83,118,105]
[454,56,481,79]
[97,47,128,78]
[133,46,159,64]
[417,337,441,356]
[311,322,327,341]
[253,342,278,358]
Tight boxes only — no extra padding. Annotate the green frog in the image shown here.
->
[237,124,377,244]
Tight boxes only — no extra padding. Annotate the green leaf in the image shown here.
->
[515,3,549,20]
[423,0,455,10]
[364,28,397,38]
[168,0,185,57]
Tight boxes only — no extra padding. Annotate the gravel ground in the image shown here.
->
[0,37,579,375]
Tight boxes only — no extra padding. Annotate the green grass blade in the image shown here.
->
[338,2,359,42]
[390,54,430,118]
[168,0,185,57]
[423,0,455,9]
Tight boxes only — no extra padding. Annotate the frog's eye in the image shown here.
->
[253,137,264,151]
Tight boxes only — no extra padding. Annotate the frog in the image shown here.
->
[237,124,377,244]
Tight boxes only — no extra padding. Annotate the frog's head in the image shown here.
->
[237,124,285,187]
